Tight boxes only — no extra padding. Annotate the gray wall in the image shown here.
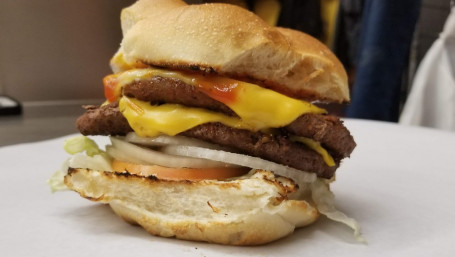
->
[0,0,135,102]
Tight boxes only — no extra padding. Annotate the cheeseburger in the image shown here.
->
[50,0,360,245]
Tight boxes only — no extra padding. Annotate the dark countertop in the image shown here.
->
[0,100,102,146]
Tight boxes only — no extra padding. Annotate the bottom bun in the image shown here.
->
[64,168,319,245]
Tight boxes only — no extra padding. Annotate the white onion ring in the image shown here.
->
[124,132,231,151]
[109,137,235,168]
[106,145,144,164]
[162,145,316,183]
[124,132,211,147]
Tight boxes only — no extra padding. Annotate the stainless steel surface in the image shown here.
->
[0,100,102,146]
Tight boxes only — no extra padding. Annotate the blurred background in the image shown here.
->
[0,0,453,130]
[0,0,135,102]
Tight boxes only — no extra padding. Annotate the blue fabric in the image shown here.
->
[345,0,421,121]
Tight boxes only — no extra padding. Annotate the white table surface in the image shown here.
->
[1,119,454,256]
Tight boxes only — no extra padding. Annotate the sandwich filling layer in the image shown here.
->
[76,69,355,179]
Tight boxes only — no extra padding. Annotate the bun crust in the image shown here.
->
[120,0,187,36]
[117,0,349,103]
[64,169,319,245]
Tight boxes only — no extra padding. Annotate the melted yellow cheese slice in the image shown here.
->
[221,79,325,128]
[119,97,248,137]
[291,136,336,167]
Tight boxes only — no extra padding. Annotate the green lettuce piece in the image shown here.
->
[49,136,111,192]
[64,136,102,156]
[48,159,70,193]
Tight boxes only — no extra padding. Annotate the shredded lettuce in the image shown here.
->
[311,179,366,243]
[64,136,103,156]
[48,136,112,192]
[48,159,70,193]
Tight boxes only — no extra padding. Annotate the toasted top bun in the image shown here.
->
[116,0,349,103]
[64,169,319,245]
[120,0,187,36]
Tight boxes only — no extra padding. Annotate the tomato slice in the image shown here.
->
[112,159,250,181]
[103,74,119,102]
